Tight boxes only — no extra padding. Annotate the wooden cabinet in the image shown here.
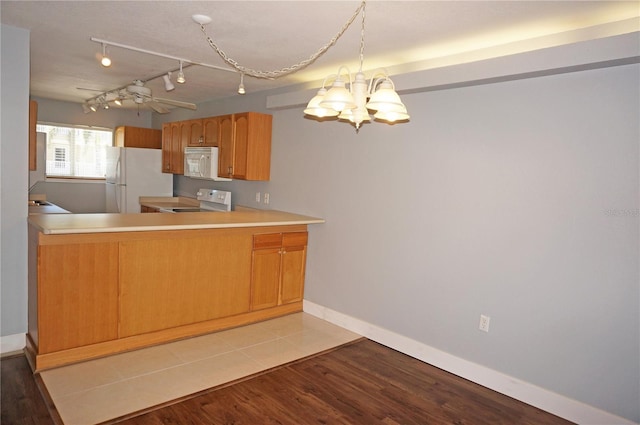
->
[250,231,307,311]
[182,119,203,147]
[202,116,220,147]
[184,117,219,147]
[28,229,119,355]
[29,100,37,171]
[163,112,271,178]
[218,112,272,181]
[26,223,308,371]
[140,205,160,213]
[114,126,162,149]
[119,228,252,337]
[161,121,184,174]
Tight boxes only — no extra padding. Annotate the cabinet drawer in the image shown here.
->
[253,233,283,249]
[282,232,308,248]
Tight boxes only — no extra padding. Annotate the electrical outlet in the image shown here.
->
[255,192,260,203]
[479,314,491,332]
[264,193,270,205]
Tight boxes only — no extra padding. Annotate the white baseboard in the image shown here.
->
[303,300,637,425]
[0,333,25,356]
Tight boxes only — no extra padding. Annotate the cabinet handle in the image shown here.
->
[199,136,203,144]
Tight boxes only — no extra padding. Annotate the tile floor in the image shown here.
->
[40,312,361,425]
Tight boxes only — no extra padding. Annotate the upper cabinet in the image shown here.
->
[218,112,272,181]
[162,122,183,174]
[114,126,162,149]
[185,117,219,147]
[162,112,272,180]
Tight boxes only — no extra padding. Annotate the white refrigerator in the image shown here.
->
[105,147,173,213]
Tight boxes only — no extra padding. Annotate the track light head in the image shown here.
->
[176,61,185,84]
[163,73,175,91]
[238,73,245,95]
[100,43,111,67]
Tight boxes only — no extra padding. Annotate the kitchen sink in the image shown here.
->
[28,200,51,206]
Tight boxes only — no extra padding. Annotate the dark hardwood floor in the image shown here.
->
[2,339,574,425]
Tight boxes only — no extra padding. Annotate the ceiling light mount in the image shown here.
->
[192,14,212,26]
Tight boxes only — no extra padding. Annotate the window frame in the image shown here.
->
[36,122,113,181]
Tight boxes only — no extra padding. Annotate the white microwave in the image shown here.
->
[183,147,231,181]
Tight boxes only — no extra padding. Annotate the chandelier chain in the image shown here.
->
[197,0,366,79]
[359,0,366,72]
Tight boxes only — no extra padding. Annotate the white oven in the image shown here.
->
[158,189,232,213]
[183,147,231,181]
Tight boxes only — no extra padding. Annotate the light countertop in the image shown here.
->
[28,206,324,235]
[28,202,71,215]
[138,196,200,210]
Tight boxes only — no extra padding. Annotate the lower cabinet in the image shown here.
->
[118,229,252,337]
[28,229,119,354]
[250,231,308,311]
[27,224,308,371]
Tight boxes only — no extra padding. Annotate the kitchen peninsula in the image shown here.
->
[27,208,324,371]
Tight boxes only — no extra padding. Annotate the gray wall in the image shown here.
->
[2,21,637,423]
[164,46,639,422]
[1,25,30,339]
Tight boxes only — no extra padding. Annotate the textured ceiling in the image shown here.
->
[1,1,638,112]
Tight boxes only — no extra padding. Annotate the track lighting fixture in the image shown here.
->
[100,43,111,67]
[87,0,408,130]
[114,96,122,106]
[238,73,245,95]
[82,103,92,113]
[163,73,175,91]
[89,103,97,112]
[176,61,185,84]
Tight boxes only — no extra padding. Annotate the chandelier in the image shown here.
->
[194,0,409,132]
[303,2,410,130]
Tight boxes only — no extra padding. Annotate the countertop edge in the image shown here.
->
[28,209,325,235]
[37,219,326,235]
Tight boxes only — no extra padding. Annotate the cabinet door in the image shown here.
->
[233,113,249,179]
[186,119,204,146]
[280,232,308,305]
[161,123,172,173]
[202,116,220,147]
[218,114,234,177]
[170,122,183,174]
[250,233,283,311]
[37,241,119,353]
[119,230,252,337]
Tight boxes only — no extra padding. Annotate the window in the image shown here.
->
[37,124,112,179]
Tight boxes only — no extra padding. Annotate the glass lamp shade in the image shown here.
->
[304,88,339,118]
[374,107,410,122]
[366,80,406,112]
[339,106,371,124]
[320,77,356,112]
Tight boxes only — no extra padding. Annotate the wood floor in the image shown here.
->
[2,339,574,425]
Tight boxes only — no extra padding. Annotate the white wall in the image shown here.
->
[1,25,30,350]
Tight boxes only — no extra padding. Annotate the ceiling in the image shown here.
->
[1,1,638,113]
